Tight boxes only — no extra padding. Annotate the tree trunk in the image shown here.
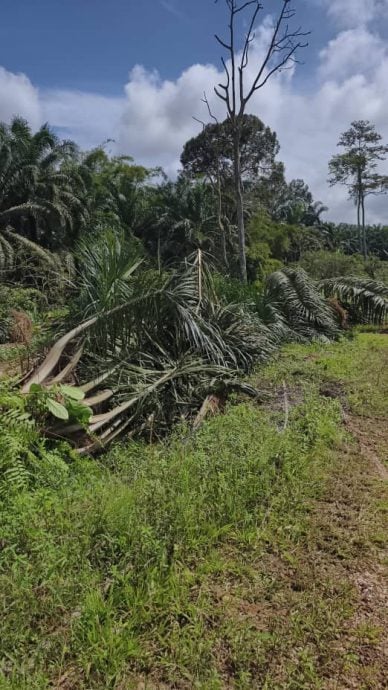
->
[361,195,367,258]
[220,217,228,271]
[356,196,362,255]
[197,248,203,309]
[217,174,228,271]
[233,129,247,283]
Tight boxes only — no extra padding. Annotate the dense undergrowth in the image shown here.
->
[1,333,387,689]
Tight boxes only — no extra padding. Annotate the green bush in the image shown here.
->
[0,383,78,496]
[0,285,46,344]
[298,249,388,283]
[212,273,260,305]
[298,250,367,280]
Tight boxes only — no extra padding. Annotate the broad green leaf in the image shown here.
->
[46,398,69,420]
[60,385,85,401]
[67,400,93,425]
[29,383,44,394]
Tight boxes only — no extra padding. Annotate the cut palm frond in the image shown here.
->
[319,276,388,324]
[265,268,339,340]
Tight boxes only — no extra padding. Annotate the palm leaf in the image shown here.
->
[320,276,388,324]
[265,268,339,340]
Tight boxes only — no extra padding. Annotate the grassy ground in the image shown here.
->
[0,334,387,689]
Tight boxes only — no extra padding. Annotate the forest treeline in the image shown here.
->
[1,115,388,279]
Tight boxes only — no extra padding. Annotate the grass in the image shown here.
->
[0,334,387,688]
[262,332,388,417]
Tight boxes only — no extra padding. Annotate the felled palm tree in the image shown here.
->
[20,236,278,449]
[320,276,388,324]
[19,232,388,451]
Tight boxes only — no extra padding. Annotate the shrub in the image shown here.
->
[0,383,78,496]
[0,286,45,344]
[298,250,367,280]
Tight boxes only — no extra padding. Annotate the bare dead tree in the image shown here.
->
[193,93,229,270]
[214,0,309,282]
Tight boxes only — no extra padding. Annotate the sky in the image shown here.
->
[1,0,388,223]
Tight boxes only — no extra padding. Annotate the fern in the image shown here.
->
[0,408,35,496]
[0,385,73,496]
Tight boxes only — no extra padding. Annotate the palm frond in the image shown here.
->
[265,268,339,340]
[320,276,388,324]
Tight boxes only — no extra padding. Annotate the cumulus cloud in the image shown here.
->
[112,25,388,223]
[41,89,124,150]
[319,27,385,80]
[116,63,222,174]
[1,15,388,223]
[116,22,296,176]
[320,0,388,28]
[0,66,41,128]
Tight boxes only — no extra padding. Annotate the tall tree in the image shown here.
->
[214,0,308,282]
[182,115,281,184]
[181,114,283,269]
[329,120,388,257]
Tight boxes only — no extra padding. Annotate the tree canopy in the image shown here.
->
[329,120,388,257]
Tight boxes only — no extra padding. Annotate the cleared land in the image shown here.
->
[0,333,387,689]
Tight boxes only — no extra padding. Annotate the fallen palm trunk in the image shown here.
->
[50,346,84,385]
[193,394,224,431]
[24,330,238,451]
[21,317,97,392]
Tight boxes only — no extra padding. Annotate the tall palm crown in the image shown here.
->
[0,117,88,250]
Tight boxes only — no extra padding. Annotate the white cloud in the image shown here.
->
[320,0,388,28]
[41,89,124,150]
[116,63,224,175]
[319,27,385,80]
[116,24,296,176]
[112,27,388,224]
[1,18,388,224]
[0,66,41,129]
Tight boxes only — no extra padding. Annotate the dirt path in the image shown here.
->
[345,413,388,480]
[333,412,388,688]
[319,414,388,689]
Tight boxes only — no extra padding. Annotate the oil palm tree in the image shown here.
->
[0,117,88,250]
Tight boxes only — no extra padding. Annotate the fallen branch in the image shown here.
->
[193,394,223,431]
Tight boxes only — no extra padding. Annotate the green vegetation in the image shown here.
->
[0,334,387,688]
[0,65,388,688]
[263,333,388,418]
[1,111,387,452]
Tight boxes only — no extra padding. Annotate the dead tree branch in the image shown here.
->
[213,0,309,282]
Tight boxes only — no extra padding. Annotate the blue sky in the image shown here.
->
[0,0,328,92]
[1,0,388,222]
